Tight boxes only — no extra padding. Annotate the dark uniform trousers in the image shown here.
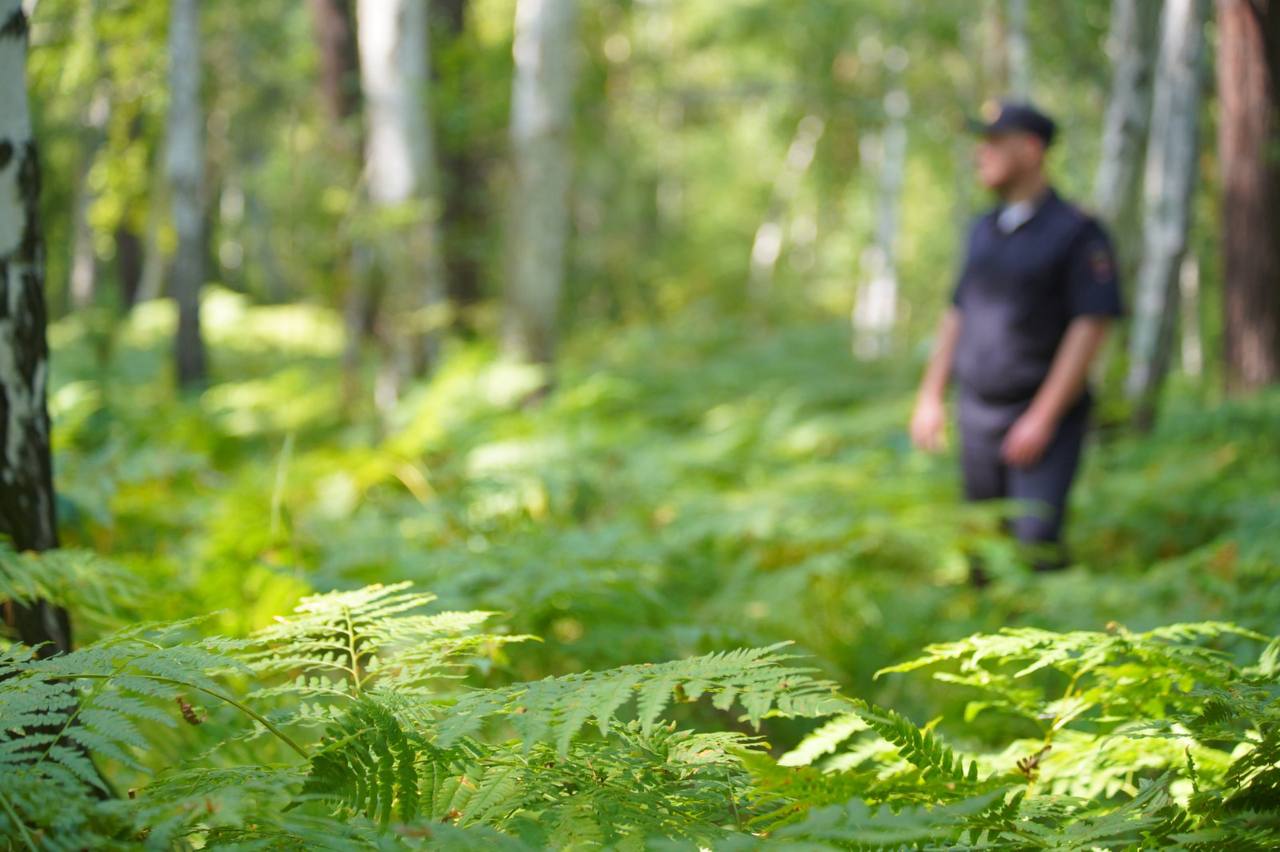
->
[957,391,1091,570]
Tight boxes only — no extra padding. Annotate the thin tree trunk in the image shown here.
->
[166,0,208,387]
[1219,0,1280,391]
[982,0,1009,99]
[434,0,485,326]
[748,114,825,308]
[114,225,143,308]
[308,0,369,402]
[504,0,577,366]
[0,0,72,655]
[1125,0,1208,428]
[69,155,98,310]
[357,0,448,394]
[136,155,167,304]
[1006,0,1031,98]
[853,85,907,360]
[68,5,107,312]
[311,0,362,125]
[1179,251,1203,378]
[1093,0,1162,288]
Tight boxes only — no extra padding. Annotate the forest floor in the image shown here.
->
[49,289,1280,738]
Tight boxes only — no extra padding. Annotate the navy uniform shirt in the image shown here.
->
[950,188,1123,406]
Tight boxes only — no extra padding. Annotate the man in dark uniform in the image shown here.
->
[909,101,1123,571]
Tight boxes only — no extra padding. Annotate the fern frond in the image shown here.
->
[246,582,532,702]
[0,622,297,848]
[0,622,252,782]
[733,789,1010,849]
[778,712,869,767]
[1007,776,1183,849]
[302,695,760,845]
[434,643,847,755]
[0,543,139,625]
[846,699,985,786]
[880,621,1263,683]
[301,697,461,826]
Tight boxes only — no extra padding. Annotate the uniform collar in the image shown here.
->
[995,186,1056,235]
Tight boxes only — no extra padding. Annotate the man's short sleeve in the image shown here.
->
[1065,220,1124,319]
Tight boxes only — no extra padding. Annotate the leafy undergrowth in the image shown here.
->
[1,576,1277,848]
[2,294,1276,847]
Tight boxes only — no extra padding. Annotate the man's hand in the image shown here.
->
[1001,408,1055,468]
[910,309,962,454]
[910,395,947,453]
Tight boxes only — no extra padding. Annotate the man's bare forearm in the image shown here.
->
[1027,316,1111,424]
[917,308,962,402]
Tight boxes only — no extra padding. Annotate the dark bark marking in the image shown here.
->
[0,9,26,40]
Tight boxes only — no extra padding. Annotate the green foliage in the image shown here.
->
[0,544,136,631]
[246,581,531,701]
[12,0,1277,845]
[1,557,1277,848]
[433,643,847,756]
[13,301,1277,847]
[0,619,250,848]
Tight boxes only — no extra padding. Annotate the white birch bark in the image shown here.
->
[504,0,577,365]
[136,155,167,303]
[1093,0,1162,282]
[1178,251,1202,378]
[166,0,207,386]
[357,0,447,393]
[1006,0,1031,98]
[69,157,97,309]
[748,114,825,306]
[1125,0,1208,423]
[853,85,908,360]
[0,0,72,652]
[70,91,109,310]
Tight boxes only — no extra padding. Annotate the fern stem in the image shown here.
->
[0,788,40,851]
[343,606,363,694]
[179,680,311,759]
[29,662,121,783]
[68,673,310,760]
[1046,668,1087,744]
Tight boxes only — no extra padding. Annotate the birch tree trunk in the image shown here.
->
[748,114,825,308]
[853,85,907,360]
[166,0,208,387]
[136,157,167,304]
[0,0,72,655]
[69,153,98,310]
[357,0,448,397]
[1219,0,1280,391]
[1006,0,1031,98]
[504,0,577,365]
[1093,0,1162,286]
[1125,0,1208,428]
[1179,252,1203,377]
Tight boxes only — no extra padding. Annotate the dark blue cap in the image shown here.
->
[968,100,1057,147]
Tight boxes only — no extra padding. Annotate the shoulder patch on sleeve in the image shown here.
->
[1088,243,1115,282]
